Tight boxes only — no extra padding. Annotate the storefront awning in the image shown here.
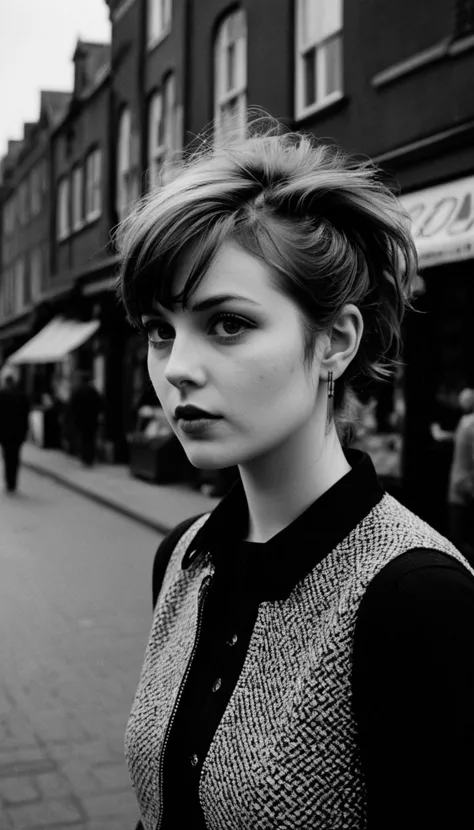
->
[6,317,100,365]
[400,175,474,268]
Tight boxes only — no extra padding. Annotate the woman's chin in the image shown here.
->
[182,447,240,470]
[186,456,234,470]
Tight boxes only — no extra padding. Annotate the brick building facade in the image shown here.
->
[0,92,71,389]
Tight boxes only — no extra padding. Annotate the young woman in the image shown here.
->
[117,123,474,830]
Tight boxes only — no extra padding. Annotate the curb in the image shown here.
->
[22,461,173,536]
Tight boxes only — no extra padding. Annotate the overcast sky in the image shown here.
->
[0,0,111,157]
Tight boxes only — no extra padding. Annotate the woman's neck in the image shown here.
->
[238,424,351,544]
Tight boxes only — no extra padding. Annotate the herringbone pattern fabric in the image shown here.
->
[125,513,212,830]
[125,495,473,830]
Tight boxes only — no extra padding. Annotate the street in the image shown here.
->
[0,468,161,829]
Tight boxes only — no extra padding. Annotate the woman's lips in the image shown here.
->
[178,416,223,435]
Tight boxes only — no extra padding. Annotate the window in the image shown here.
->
[57,177,70,241]
[85,149,102,222]
[295,0,343,119]
[214,9,247,147]
[72,165,84,230]
[15,257,25,311]
[148,74,181,188]
[29,247,42,302]
[117,108,139,221]
[147,0,172,46]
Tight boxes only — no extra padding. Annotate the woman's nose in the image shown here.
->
[163,336,207,388]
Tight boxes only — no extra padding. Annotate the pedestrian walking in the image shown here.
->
[117,118,474,830]
[68,371,104,467]
[0,372,30,493]
[447,387,474,560]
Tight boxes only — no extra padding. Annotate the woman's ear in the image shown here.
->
[321,304,364,381]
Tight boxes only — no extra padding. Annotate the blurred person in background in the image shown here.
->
[0,371,30,493]
[117,119,474,830]
[447,387,474,560]
[68,371,104,467]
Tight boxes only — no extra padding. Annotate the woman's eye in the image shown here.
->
[143,313,252,348]
[144,322,171,343]
[213,314,248,337]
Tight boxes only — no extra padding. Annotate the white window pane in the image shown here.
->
[73,167,83,227]
[149,94,161,155]
[236,34,247,87]
[324,35,342,95]
[226,41,236,92]
[299,0,319,47]
[214,9,247,126]
[148,0,171,42]
[215,42,226,100]
[321,0,342,38]
[164,76,175,147]
[227,9,245,41]
[58,179,70,238]
[85,151,100,218]
[164,0,172,29]
[299,0,342,47]
[119,109,131,172]
[218,94,246,145]
[118,110,132,216]
[148,0,159,40]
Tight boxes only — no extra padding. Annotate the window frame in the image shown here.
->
[72,164,84,231]
[214,9,247,148]
[57,176,71,242]
[147,0,172,50]
[148,73,181,188]
[29,246,42,302]
[85,148,102,223]
[117,108,132,221]
[15,256,26,311]
[294,0,344,121]
[117,107,140,220]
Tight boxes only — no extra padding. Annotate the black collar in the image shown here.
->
[182,449,384,601]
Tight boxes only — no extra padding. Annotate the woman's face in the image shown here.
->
[142,240,324,470]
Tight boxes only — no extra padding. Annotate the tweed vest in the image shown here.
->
[125,493,474,830]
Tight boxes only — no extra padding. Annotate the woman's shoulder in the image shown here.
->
[152,512,210,608]
[355,546,474,649]
[343,492,474,597]
[370,492,460,553]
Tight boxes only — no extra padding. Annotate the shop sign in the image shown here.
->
[401,175,474,267]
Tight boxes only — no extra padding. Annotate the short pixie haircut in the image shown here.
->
[116,118,417,418]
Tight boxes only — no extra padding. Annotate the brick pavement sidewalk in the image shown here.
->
[21,441,219,535]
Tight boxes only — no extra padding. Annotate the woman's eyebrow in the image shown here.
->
[190,293,261,313]
[142,294,261,320]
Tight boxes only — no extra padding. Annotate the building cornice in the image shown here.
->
[372,120,474,166]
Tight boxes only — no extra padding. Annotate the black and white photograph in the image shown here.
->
[1,1,474,828]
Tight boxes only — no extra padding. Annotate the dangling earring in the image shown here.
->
[325,370,334,433]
